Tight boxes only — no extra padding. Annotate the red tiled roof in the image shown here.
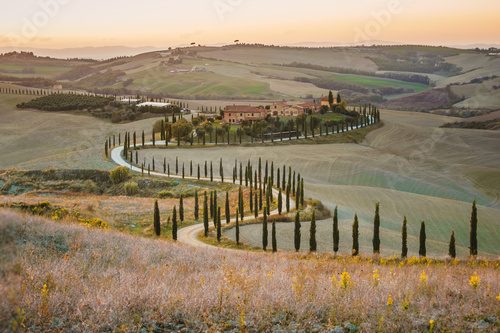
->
[224,105,264,113]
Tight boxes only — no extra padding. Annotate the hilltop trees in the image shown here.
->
[153,200,161,236]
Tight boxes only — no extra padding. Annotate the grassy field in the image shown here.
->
[1,210,499,332]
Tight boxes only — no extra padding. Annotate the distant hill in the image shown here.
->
[0,46,163,60]
[1,44,499,112]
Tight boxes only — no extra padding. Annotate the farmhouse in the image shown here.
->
[223,105,268,124]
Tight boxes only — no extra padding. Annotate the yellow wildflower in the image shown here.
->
[372,269,380,286]
[469,272,480,289]
[429,319,435,333]
[419,271,428,285]
[339,270,352,289]
[386,294,393,307]
[496,293,500,301]
[401,296,410,311]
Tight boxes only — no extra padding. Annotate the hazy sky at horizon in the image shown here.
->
[0,0,499,48]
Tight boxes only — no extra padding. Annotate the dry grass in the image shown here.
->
[1,209,499,332]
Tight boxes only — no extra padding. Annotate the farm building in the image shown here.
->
[223,105,268,124]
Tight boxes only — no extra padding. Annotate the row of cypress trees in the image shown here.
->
[288,201,480,258]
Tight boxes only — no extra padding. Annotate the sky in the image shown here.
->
[0,0,499,49]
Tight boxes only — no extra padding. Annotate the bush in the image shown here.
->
[109,166,130,184]
[124,181,139,196]
[158,190,174,198]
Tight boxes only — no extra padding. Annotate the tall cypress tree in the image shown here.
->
[449,231,456,259]
[262,210,268,251]
[153,200,161,236]
[203,192,209,237]
[310,210,317,252]
[238,187,244,221]
[254,192,259,218]
[402,216,408,258]
[278,189,283,215]
[194,191,199,221]
[216,207,222,242]
[419,221,426,257]
[210,161,213,182]
[373,203,381,254]
[294,211,301,252]
[172,206,178,241]
[272,220,277,253]
[470,200,478,256]
[352,214,359,256]
[333,206,339,255]
[225,192,230,224]
[179,195,184,223]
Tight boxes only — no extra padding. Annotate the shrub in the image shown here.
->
[79,217,109,229]
[158,190,174,198]
[109,166,130,184]
[124,181,139,196]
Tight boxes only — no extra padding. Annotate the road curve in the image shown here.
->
[111,142,292,249]
[110,118,374,249]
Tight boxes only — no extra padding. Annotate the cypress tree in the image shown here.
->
[419,221,426,257]
[310,210,317,252]
[204,161,208,178]
[235,209,240,245]
[179,195,184,223]
[210,162,213,182]
[203,192,209,237]
[278,189,283,215]
[153,200,161,236]
[175,156,179,175]
[449,231,456,259]
[194,191,199,221]
[254,192,259,218]
[333,206,339,254]
[470,200,478,256]
[249,187,253,212]
[197,164,200,180]
[220,158,224,183]
[216,207,221,242]
[182,163,185,179]
[225,192,230,224]
[402,216,408,258]
[373,203,381,254]
[294,211,301,252]
[262,209,268,251]
[172,206,178,240]
[352,214,359,256]
[272,220,277,253]
[238,187,244,221]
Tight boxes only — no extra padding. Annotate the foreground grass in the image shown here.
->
[1,210,499,332]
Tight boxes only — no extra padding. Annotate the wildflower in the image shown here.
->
[429,319,435,333]
[372,269,380,286]
[41,283,49,297]
[469,272,480,289]
[419,271,428,285]
[496,293,500,301]
[339,270,352,289]
[386,294,393,307]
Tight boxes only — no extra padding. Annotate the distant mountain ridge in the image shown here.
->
[0,46,163,60]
